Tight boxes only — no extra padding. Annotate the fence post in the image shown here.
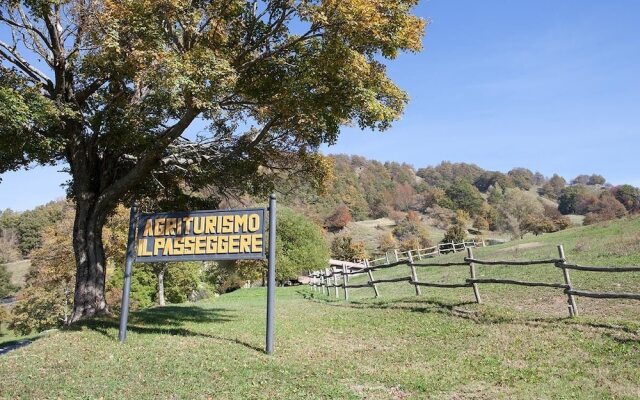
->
[365,259,380,298]
[451,241,456,253]
[394,249,399,262]
[342,263,349,300]
[467,247,482,304]
[557,245,578,317]
[333,267,339,298]
[437,244,442,255]
[324,269,329,296]
[385,252,390,264]
[407,251,422,296]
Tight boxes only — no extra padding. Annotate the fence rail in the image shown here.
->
[309,244,640,317]
[367,239,485,266]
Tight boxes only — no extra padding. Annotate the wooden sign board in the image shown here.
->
[135,208,266,262]
[119,198,277,355]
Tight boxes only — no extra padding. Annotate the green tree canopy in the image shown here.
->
[0,0,425,321]
[275,207,329,281]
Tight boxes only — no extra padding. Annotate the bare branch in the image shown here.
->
[0,39,54,91]
[245,117,280,151]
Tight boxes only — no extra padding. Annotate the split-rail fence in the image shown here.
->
[308,244,640,317]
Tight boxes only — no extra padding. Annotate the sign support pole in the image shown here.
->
[266,194,277,354]
[118,203,138,343]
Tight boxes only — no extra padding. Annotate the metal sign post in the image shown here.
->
[266,194,277,355]
[118,203,138,343]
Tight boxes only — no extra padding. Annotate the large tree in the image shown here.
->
[0,1,425,321]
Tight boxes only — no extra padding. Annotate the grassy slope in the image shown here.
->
[3,259,31,288]
[1,217,639,399]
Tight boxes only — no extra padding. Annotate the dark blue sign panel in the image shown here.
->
[135,208,265,262]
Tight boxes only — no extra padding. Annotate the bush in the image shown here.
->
[331,235,367,261]
[377,232,398,252]
[611,185,640,213]
[444,179,484,215]
[558,185,592,215]
[393,212,432,248]
[276,207,330,279]
[324,204,352,231]
[507,168,535,190]
[583,191,628,225]
[539,174,566,200]
[473,215,490,231]
[442,224,466,244]
[0,263,17,298]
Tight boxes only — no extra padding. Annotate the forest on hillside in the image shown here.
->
[281,155,640,245]
[1,156,639,335]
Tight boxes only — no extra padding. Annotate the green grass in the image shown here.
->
[1,217,639,399]
[3,259,31,288]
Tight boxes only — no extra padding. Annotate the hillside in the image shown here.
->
[1,217,639,399]
[3,260,30,288]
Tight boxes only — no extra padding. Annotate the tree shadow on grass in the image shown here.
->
[300,290,640,341]
[0,337,39,355]
[67,306,265,353]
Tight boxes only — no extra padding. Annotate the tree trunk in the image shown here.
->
[69,199,109,323]
[155,264,167,307]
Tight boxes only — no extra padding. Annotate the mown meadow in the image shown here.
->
[1,217,639,399]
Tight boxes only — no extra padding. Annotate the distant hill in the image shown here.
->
[279,155,639,256]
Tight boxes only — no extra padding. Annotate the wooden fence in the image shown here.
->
[308,245,640,317]
[367,239,484,266]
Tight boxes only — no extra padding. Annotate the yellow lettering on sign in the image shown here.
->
[137,239,152,257]
[173,237,184,255]
[193,217,205,235]
[154,218,165,236]
[195,236,206,255]
[218,235,228,253]
[228,235,240,254]
[206,236,217,254]
[184,217,194,234]
[183,236,195,254]
[251,234,263,253]
[165,218,176,236]
[205,216,216,234]
[239,235,251,253]
[222,215,233,233]
[248,214,260,232]
[153,238,166,256]
[234,214,248,233]
[143,219,153,237]
[176,218,183,235]
[164,237,174,255]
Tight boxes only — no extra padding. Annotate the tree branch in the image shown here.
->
[0,40,54,91]
[95,107,200,209]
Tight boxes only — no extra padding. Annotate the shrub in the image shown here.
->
[583,191,628,225]
[331,236,367,261]
[445,179,484,215]
[558,185,593,215]
[377,232,398,252]
[442,224,466,244]
[324,204,352,231]
[393,212,432,248]
[539,174,566,200]
[473,215,490,231]
[507,168,535,190]
[611,185,640,213]
[0,263,17,298]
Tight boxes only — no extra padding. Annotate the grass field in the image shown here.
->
[0,217,639,399]
[3,259,31,288]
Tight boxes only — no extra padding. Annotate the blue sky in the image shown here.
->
[2,0,640,211]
